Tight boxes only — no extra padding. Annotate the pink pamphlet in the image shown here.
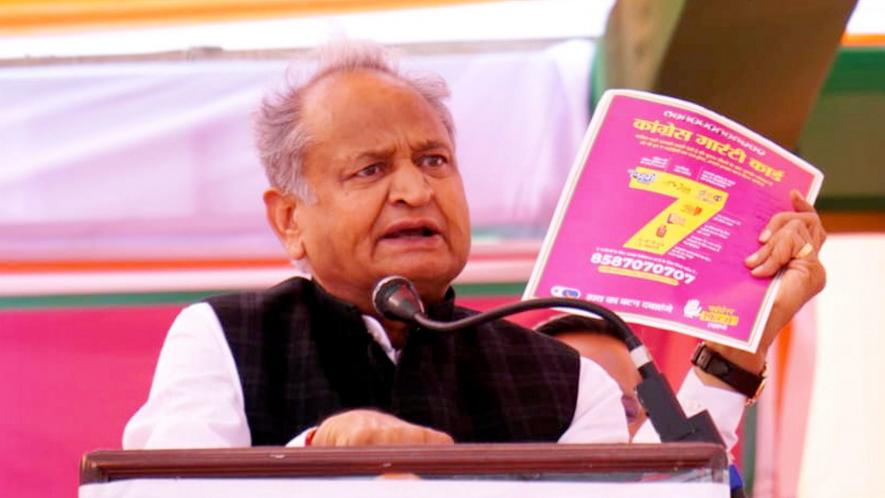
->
[524,90,823,351]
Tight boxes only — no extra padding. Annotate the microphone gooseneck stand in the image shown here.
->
[372,275,725,446]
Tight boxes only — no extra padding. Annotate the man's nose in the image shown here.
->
[388,161,433,207]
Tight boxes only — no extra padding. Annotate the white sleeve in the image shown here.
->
[286,427,316,447]
[122,303,250,449]
[632,368,746,451]
[558,357,630,443]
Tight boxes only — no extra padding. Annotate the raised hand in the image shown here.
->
[703,190,826,377]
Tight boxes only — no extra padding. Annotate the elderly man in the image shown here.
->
[123,41,826,449]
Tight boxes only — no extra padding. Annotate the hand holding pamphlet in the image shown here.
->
[524,90,824,352]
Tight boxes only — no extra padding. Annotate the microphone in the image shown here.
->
[373,275,644,347]
[372,275,426,322]
[371,275,726,447]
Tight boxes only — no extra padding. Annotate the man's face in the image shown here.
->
[291,70,471,308]
[555,332,646,439]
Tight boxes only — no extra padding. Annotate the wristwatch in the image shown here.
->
[691,343,767,405]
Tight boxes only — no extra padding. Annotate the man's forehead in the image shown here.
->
[316,67,401,88]
[302,69,416,116]
[301,69,451,155]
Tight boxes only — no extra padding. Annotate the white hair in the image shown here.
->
[254,40,456,202]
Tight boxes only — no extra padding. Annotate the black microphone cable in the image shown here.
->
[372,275,726,446]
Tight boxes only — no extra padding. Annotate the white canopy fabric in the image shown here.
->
[0,40,593,262]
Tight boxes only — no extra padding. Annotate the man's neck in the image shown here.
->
[311,275,448,350]
[381,318,410,350]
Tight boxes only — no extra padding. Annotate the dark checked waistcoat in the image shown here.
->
[207,277,579,445]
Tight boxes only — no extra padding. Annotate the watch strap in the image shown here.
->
[691,343,766,403]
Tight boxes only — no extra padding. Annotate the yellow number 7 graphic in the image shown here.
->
[624,167,728,255]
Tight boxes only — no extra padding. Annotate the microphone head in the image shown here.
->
[372,276,425,322]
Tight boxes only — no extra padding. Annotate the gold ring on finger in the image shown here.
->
[795,242,814,259]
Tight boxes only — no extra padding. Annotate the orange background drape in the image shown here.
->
[0,0,498,33]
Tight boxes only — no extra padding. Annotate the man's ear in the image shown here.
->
[263,188,306,260]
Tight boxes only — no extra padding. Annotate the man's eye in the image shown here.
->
[355,163,383,178]
[419,155,448,168]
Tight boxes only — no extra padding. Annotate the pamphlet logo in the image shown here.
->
[683,299,702,319]
[629,169,656,185]
[551,286,581,299]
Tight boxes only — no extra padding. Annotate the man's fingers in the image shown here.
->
[795,242,814,259]
[791,190,828,248]
[790,189,816,213]
[747,219,815,277]
[745,239,773,268]
[312,409,454,447]
[759,211,820,243]
[364,425,453,445]
[757,191,826,250]
[423,428,455,445]
[752,191,826,274]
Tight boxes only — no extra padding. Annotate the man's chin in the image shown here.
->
[375,260,463,296]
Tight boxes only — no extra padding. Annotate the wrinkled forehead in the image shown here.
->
[300,70,453,156]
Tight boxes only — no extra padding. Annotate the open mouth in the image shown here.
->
[382,227,438,239]
[381,221,442,241]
